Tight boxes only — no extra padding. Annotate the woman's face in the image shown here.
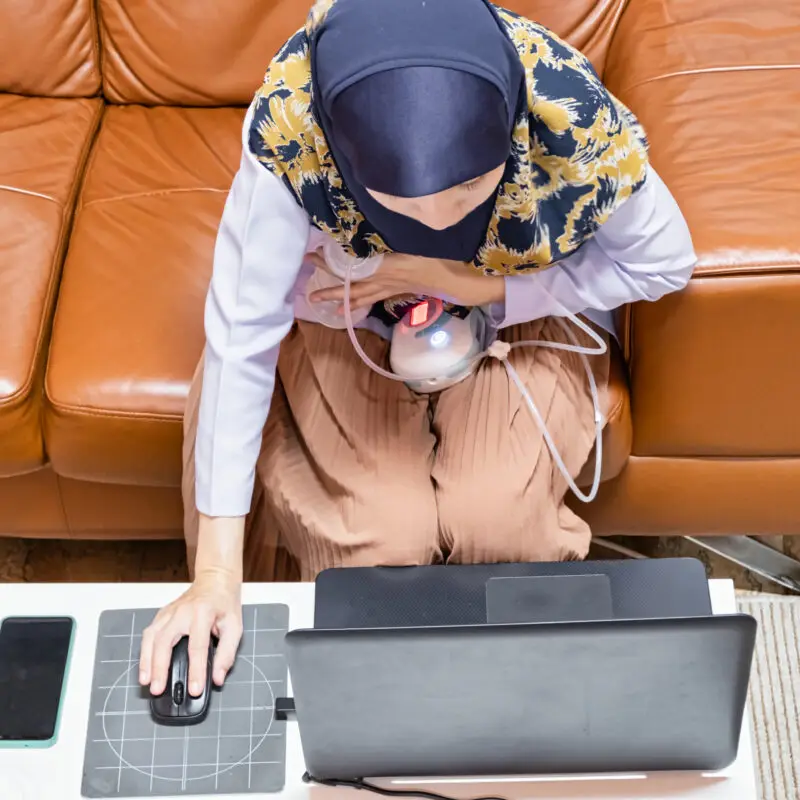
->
[366,163,505,231]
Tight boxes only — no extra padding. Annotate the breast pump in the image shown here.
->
[306,242,607,503]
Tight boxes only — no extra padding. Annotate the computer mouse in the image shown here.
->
[149,635,215,725]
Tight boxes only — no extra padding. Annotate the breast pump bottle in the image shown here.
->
[305,240,383,329]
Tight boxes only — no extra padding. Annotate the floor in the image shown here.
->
[0,538,189,583]
[0,534,797,593]
[610,535,800,594]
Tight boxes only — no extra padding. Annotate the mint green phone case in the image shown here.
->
[0,615,76,749]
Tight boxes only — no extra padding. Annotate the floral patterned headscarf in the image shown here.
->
[250,0,649,319]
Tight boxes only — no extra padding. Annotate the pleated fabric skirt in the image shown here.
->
[183,318,610,582]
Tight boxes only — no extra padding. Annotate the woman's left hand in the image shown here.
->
[307,252,505,311]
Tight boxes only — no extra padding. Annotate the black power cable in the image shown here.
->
[302,772,508,800]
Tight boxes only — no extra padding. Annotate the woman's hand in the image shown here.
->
[139,514,245,697]
[308,252,505,310]
[139,571,243,697]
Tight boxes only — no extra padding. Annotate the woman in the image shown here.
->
[139,0,695,697]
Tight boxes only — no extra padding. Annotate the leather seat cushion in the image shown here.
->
[45,106,245,486]
[604,0,800,456]
[0,95,102,477]
[577,455,800,538]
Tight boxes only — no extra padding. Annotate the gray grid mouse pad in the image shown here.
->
[82,605,289,798]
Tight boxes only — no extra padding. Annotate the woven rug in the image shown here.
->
[737,593,800,799]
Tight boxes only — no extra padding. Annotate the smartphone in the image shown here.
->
[0,616,75,747]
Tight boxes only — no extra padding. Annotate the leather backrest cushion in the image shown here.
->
[98,0,627,106]
[605,0,800,95]
[98,0,309,105]
[0,0,100,96]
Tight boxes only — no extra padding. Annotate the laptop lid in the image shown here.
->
[285,614,756,781]
[313,558,712,629]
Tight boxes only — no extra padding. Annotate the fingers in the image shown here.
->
[212,612,243,686]
[187,607,215,696]
[306,252,327,270]
[309,284,346,303]
[139,609,171,687]
[309,278,380,303]
[139,582,242,696]
[310,283,386,310]
[149,619,185,696]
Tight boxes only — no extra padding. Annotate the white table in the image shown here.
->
[0,579,758,800]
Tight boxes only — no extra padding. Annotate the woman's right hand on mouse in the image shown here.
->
[138,514,245,698]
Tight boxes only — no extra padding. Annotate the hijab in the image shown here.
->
[249,0,649,314]
[309,0,524,261]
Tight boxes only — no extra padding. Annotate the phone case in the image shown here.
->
[0,615,76,749]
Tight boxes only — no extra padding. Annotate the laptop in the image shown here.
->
[284,613,757,781]
[313,557,713,628]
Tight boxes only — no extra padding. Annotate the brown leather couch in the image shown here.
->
[1,0,798,558]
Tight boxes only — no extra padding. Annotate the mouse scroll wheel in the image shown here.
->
[173,681,185,706]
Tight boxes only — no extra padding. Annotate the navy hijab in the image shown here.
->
[310,0,525,261]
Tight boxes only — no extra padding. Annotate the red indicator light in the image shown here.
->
[410,302,429,327]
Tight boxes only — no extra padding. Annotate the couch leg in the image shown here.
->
[685,536,800,595]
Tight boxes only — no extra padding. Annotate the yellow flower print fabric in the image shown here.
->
[249,0,649,278]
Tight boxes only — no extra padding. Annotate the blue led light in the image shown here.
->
[430,330,449,348]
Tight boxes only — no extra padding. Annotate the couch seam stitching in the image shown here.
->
[620,63,800,94]
[44,107,110,412]
[94,0,110,101]
[34,100,107,469]
[86,0,103,98]
[0,186,59,203]
[695,262,800,274]
[48,402,181,423]
[600,0,631,79]
[38,100,106,419]
[4,100,105,418]
[81,186,228,209]
[52,473,73,539]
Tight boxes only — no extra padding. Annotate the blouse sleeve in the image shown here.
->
[195,105,311,518]
[493,166,697,328]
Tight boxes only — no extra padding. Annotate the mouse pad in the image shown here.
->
[81,605,289,798]
[486,574,613,624]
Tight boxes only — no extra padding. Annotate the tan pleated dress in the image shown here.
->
[183,318,609,582]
